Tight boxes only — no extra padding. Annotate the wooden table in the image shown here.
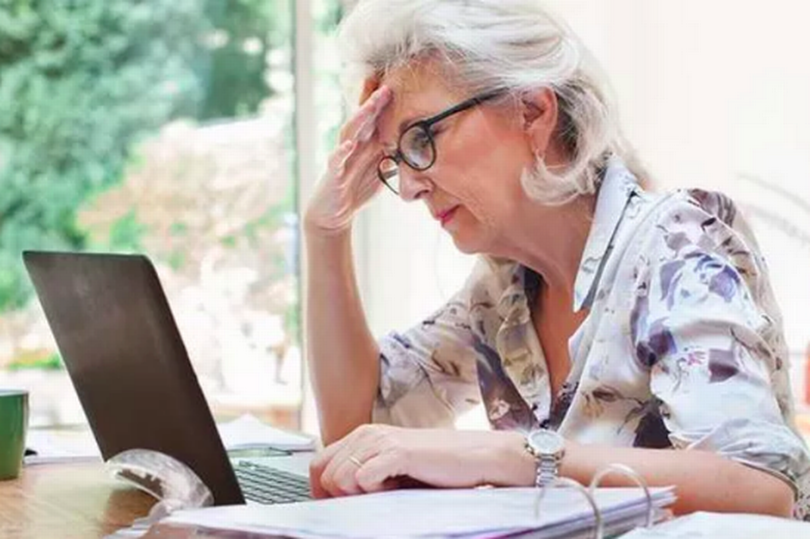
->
[0,461,155,539]
[0,461,287,539]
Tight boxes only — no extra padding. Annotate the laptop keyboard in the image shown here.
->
[234,460,312,504]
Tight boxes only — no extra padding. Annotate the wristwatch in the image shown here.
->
[525,429,566,488]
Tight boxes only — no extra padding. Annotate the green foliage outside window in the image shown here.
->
[200,0,287,120]
[0,0,284,311]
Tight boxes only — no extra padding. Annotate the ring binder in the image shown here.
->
[590,463,654,528]
[533,463,658,539]
[534,477,604,539]
[149,480,677,539]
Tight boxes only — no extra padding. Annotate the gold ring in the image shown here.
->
[349,455,363,467]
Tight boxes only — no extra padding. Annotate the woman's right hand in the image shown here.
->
[304,82,393,236]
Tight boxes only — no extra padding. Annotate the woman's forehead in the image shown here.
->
[383,59,463,104]
[377,62,463,138]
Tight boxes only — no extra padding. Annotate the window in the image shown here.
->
[0,0,344,431]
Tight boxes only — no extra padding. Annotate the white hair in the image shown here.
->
[338,0,645,204]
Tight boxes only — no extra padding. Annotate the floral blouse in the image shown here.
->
[371,157,810,519]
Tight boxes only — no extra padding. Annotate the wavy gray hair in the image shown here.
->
[338,0,644,204]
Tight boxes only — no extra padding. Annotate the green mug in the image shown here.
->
[0,389,29,480]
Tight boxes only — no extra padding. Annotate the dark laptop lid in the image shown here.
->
[23,251,244,505]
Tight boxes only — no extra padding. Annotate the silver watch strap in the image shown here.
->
[536,455,560,488]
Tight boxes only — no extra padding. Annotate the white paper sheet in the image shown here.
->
[216,414,315,451]
[24,415,314,466]
[24,428,102,465]
[164,486,676,539]
[619,511,810,538]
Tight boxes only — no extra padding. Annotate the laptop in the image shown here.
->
[23,250,313,506]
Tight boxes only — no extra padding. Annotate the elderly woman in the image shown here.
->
[304,0,810,519]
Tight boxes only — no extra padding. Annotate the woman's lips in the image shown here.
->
[438,206,459,226]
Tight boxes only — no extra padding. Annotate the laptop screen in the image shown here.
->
[23,251,245,505]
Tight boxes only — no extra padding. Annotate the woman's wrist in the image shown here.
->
[303,212,353,243]
[484,431,537,487]
[303,218,356,286]
[483,431,583,488]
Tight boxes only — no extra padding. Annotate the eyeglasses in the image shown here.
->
[377,88,506,194]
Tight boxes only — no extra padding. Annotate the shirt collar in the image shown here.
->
[489,157,641,321]
[572,156,641,312]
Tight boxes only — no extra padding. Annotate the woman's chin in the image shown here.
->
[445,217,489,255]
[448,230,482,255]
[454,242,478,255]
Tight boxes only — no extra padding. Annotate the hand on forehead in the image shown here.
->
[370,57,461,103]
[359,76,381,104]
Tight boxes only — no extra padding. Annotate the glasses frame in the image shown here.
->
[377,88,507,194]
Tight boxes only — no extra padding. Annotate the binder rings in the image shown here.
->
[134,463,676,539]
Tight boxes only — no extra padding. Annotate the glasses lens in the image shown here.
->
[401,125,434,170]
[378,156,400,193]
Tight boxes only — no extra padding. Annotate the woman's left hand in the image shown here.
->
[309,424,531,498]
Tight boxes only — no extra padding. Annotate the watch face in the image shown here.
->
[529,430,564,454]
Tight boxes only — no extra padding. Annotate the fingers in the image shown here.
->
[339,85,392,144]
[309,435,348,498]
[310,83,391,233]
[311,425,403,498]
[329,139,357,177]
[355,450,407,494]
[359,77,381,105]
[329,110,388,182]
[331,137,378,179]
[309,467,329,499]
[321,450,375,497]
[307,145,382,234]
[318,427,382,497]
[353,170,385,203]
[328,139,384,208]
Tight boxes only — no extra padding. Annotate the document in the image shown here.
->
[619,511,810,538]
[24,414,314,466]
[24,428,102,464]
[216,414,315,451]
[159,486,676,538]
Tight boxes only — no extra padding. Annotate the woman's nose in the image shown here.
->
[398,168,432,201]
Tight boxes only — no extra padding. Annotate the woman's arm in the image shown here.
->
[307,216,485,443]
[562,442,794,517]
[303,83,392,445]
[492,432,794,517]
[305,228,380,445]
[310,426,793,517]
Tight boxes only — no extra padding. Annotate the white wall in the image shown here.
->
[352,1,810,400]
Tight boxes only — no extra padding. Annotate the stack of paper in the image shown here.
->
[24,414,315,465]
[157,486,676,538]
[620,511,810,538]
[216,414,315,451]
[24,428,102,464]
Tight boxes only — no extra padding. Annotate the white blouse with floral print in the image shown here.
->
[371,157,810,519]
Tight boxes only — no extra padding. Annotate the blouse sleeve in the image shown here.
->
[631,193,810,495]
[372,262,489,428]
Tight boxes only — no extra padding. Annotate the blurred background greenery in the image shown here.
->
[0,0,344,429]
[0,0,300,310]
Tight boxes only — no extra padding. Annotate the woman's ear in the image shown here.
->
[520,88,558,157]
